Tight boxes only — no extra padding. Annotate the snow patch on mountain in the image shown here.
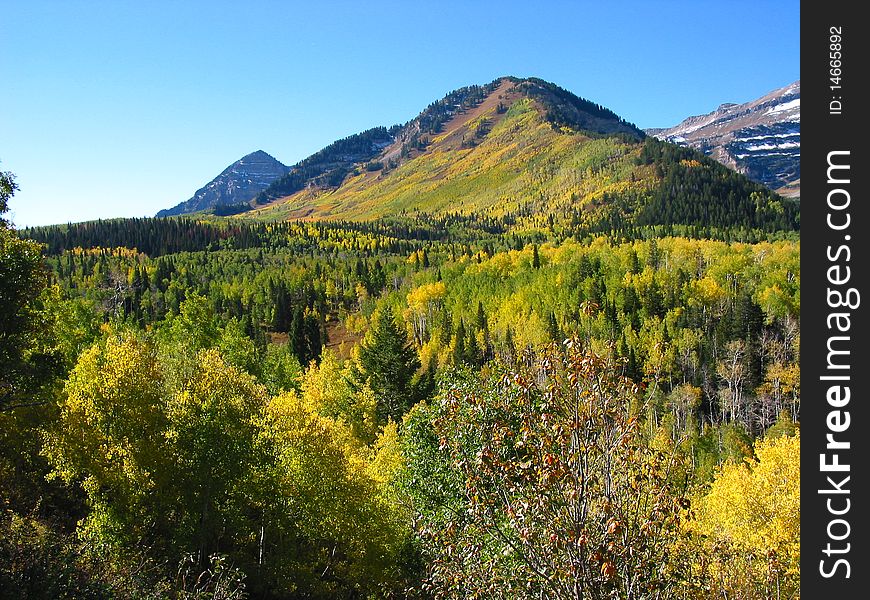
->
[646,81,800,197]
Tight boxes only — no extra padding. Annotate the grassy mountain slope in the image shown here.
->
[249,98,648,221]
[238,77,797,234]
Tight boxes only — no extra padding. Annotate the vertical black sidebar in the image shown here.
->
[802,2,868,597]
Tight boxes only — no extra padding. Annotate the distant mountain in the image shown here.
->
[157,150,289,217]
[150,77,796,234]
[248,76,650,220]
[648,81,800,197]
[252,77,643,208]
[240,76,795,234]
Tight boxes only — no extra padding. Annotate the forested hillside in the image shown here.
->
[2,78,800,600]
[235,78,796,238]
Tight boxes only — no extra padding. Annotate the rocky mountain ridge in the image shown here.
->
[157,150,289,217]
[648,81,800,197]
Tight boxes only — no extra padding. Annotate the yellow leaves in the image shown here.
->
[264,386,375,478]
[48,329,272,516]
[758,281,800,318]
[42,318,408,587]
[678,431,801,597]
[44,330,165,502]
[692,431,800,573]
[261,390,404,554]
[368,420,403,485]
[689,276,725,308]
[299,349,351,417]
[62,331,160,425]
[679,158,703,168]
[262,390,323,445]
[68,246,141,259]
[406,281,446,312]
[344,312,369,335]
[477,250,516,278]
[355,281,369,303]
[167,349,266,428]
[416,337,446,371]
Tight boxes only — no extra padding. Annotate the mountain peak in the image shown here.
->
[247,76,646,209]
[241,149,278,161]
[157,76,796,229]
[157,151,289,217]
[508,77,645,138]
[410,76,645,139]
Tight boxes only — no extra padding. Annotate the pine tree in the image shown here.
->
[304,312,323,364]
[354,307,422,424]
[547,311,561,342]
[272,284,291,332]
[453,320,467,367]
[290,306,308,365]
[475,301,487,333]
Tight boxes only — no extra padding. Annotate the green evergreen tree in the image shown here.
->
[304,312,323,364]
[290,306,308,365]
[466,327,482,367]
[453,319,467,367]
[547,311,561,342]
[475,301,487,332]
[272,284,291,332]
[354,307,422,424]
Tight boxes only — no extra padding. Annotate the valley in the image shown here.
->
[2,75,800,599]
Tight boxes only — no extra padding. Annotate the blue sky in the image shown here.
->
[1,0,799,227]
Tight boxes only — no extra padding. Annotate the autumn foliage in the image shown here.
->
[684,431,800,599]
[403,341,692,599]
[0,162,802,597]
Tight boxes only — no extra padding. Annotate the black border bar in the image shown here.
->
[802,2,868,596]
